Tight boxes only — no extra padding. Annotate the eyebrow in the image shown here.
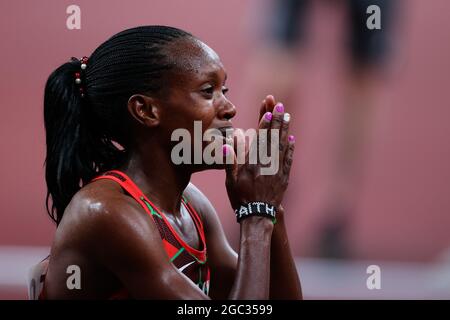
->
[203,69,227,83]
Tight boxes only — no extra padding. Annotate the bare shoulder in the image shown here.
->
[55,179,159,248]
[46,179,184,298]
[64,180,139,223]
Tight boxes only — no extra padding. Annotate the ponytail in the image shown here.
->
[44,58,125,224]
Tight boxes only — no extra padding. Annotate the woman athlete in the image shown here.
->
[41,26,301,299]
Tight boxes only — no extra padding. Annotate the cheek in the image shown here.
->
[182,100,216,131]
[199,109,216,129]
[161,94,216,136]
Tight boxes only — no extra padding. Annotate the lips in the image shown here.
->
[204,126,234,146]
[217,126,234,138]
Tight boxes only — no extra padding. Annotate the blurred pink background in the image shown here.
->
[1,0,450,298]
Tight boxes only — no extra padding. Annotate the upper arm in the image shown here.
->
[86,195,210,299]
[184,183,238,299]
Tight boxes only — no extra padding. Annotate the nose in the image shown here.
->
[217,99,236,121]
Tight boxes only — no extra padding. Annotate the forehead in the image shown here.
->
[165,38,225,81]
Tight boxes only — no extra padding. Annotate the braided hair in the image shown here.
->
[44,26,193,225]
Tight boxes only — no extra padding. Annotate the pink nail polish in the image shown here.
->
[264,112,273,121]
[222,144,229,156]
[275,103,284,113]
[288,135,295,142]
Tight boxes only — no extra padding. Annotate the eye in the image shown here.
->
[201,86,214,97]
[222,86,229,95]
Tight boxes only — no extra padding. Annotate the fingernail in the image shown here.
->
[275,103,284,113]
[264,112,273,121]
[225,137,233,145]
[283,113,291,123]
[222,144,230,156]
[288,135,295,142]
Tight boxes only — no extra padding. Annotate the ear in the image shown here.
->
[127,94,160,128]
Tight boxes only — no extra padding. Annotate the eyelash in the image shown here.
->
[202,86,229,97]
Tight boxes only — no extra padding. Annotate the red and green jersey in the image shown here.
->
[92,170,210,298]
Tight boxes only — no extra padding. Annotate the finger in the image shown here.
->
[271,102,285,130]
[258,94,275,123]
[283,135,295,176]
[258,111,272,130]
[279,112,291,165]
[269,102,285,159]
[265,95,276,113]
[223,144,238,182]
[256,111,272,166]
[232,129,247,166]
[246,129,259,173]
[258,99,267,124]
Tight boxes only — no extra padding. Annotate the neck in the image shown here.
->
[119,143,191,216]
